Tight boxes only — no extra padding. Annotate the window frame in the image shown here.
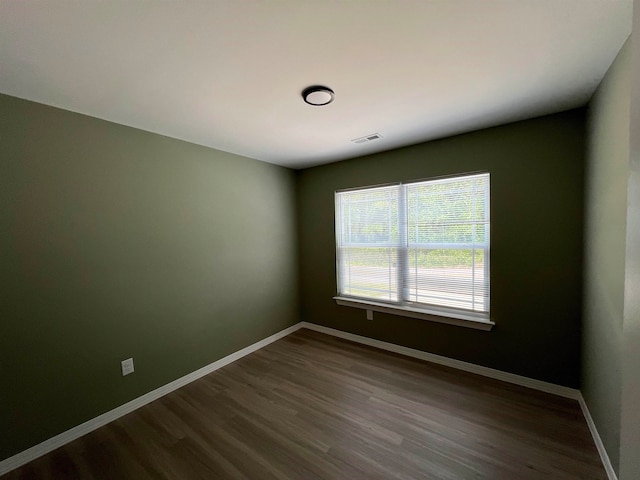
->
[334,172,494,331]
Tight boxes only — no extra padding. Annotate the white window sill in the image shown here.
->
[333,297,494,331]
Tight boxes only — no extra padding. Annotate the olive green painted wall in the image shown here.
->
[620,15,640,478]
[297,110,585,388]
[0,94,299,460]
[620,7,640,478]
[582,40,631,475]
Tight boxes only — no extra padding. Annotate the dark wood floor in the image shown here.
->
[4,328,606,480]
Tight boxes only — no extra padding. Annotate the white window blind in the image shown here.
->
[335,173,490,318]
[335,184,401,302]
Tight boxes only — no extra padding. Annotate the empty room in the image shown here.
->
[1,1,639,479]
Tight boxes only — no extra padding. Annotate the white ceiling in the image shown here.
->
[0,1,632,169]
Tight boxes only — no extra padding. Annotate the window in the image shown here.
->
[334,172,491,329]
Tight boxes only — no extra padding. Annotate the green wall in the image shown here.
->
[297,110,585,388]
[582,40,631,474]
[0,94,299,460]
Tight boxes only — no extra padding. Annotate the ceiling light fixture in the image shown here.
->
[302,85,334,106]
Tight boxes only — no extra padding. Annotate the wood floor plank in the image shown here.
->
[3,328,607,479]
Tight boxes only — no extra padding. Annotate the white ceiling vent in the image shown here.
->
[351,133,383,144]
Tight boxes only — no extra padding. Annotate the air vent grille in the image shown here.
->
[351,133,383,144]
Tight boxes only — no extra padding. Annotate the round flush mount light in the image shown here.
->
[302,85,334,106]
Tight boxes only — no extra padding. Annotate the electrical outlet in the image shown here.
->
[366,310,373,320]
[121,358,134,376]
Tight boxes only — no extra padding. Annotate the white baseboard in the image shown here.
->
[0,322,304,476]
[300,322,581,399]
[578,393,618,480]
